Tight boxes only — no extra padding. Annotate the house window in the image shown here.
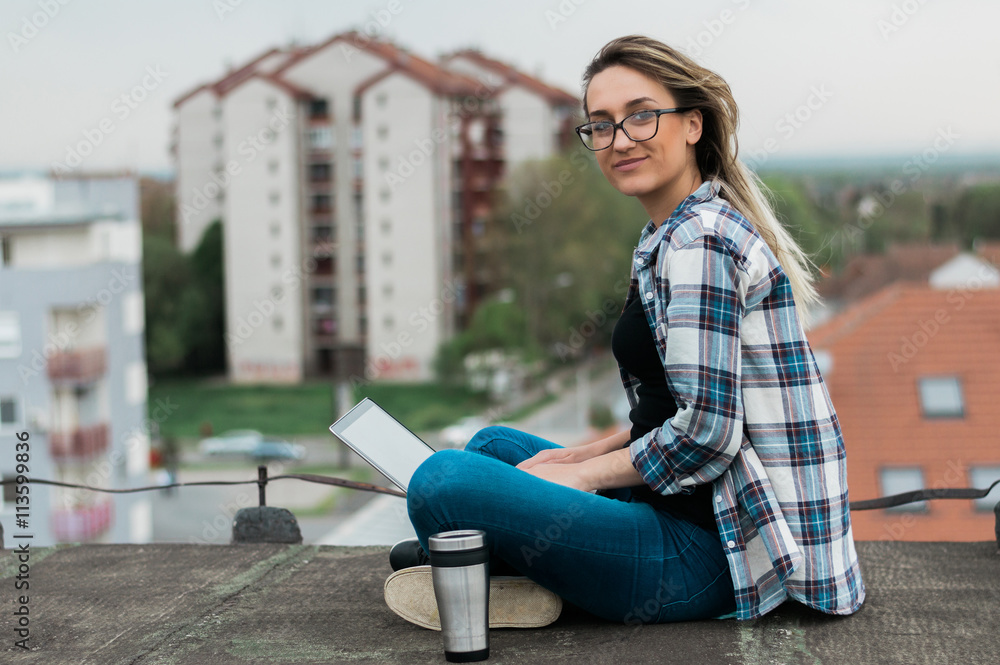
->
[271,254,281,268]
[269,159,279,174]
[0,312,20,358]
[383,284,393,298]
[0,397,18,430]
[2,235,11,266]
[376,92,388,108]
[918,376,963,418]
[969,466,1000,512]
[377,125,389,141]
[382,252,392,266]
[269,191,281,206]
[880,467,928,513]
[270,222,281,237]
[266,97,278,111]
[384,315,394,330]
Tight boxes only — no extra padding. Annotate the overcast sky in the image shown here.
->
[2,0,999,174]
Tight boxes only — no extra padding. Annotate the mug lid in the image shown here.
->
[428,529,486,552]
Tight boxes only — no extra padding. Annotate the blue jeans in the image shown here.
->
[406,426,737,624]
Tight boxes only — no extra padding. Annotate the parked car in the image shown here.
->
[199,429,263,456]
[250,440,307,462]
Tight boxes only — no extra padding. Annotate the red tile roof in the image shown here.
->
[174,33,508,110]
[808,283,1000,540]
[441,49,579,107]
[817,242,961,303]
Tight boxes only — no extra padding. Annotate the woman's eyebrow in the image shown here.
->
[589,96,659,118]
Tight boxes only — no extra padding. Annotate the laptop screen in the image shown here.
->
[329,398,436,492]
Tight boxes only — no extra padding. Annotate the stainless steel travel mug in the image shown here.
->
[428,529,490,662]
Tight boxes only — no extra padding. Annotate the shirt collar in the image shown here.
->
[634,179,719,259]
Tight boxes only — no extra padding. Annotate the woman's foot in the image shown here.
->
[383,566,563,630]
[389,537,429,571]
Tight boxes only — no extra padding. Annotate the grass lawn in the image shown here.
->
[150,378,491,438]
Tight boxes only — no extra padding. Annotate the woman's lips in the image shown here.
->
[613,157,646,172]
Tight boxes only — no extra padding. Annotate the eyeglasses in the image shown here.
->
[575,108,692,151]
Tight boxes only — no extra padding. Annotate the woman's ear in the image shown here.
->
[685,109,703,146]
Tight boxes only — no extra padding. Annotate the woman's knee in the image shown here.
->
[407,449,470,516]
[463,425,517,456]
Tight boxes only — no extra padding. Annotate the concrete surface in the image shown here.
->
[1,541,997,664]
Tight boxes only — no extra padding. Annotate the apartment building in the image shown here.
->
[172,32,579,384]
[0,174,150,546]
[808,255,1000,540]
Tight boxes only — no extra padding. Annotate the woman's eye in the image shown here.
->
[630,111,656,123]
[592,122,614,134]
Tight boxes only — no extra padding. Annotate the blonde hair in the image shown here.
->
[582,35,819,315]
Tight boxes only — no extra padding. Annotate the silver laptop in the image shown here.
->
[329,398,436,493]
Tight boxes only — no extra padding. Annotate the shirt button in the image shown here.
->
[644,291,653,300]
[715,495,723,503]
[726,540,736,549]
[636,256,645,265]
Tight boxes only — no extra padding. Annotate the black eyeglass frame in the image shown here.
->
[574,108,694,151]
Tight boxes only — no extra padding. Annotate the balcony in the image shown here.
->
[51,499,114,542]
[50,423,110,461]
[47,347,106,383]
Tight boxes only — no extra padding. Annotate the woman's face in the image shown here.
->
[584,65,702,220]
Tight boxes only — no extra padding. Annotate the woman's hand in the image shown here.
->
[518,447,645,493]
[516,429,632,471]
[516,446,589,470]
[519,460,592,492]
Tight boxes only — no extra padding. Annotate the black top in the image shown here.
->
[610,296,717,532]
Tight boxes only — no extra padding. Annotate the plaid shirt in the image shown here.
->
[621,179,865,619]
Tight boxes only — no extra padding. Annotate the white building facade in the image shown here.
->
[0,174,150,546]
[173,34,578,384]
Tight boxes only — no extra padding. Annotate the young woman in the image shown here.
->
[384,35,865,627]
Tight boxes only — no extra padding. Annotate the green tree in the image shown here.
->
[953,183,1000,244]
[185,220,226,373]
[490,152,644,361]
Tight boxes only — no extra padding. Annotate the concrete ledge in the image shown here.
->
[1,541,998,664]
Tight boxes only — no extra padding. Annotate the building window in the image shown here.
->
[269,191,281,206]
[309,163,332,182]
[382,252,392,266]
[309,98,329,119]
[384,315,394,330]
[270,222,281,237]
[880,467,928,513]
[351,126,363,150]
[213,132,223,148]
[378,156,390,171]
[313,287,334,306]
[308,127,333,149]
[359,316,367,337]
[313,226,333,243]
[312,194,332,213]
[918,376,963,418]
[2,474,16,505]
[0,397,18,430]
[383,284,393,298]
[0,312,20,358]
[376,92,388,108]
[358,285,366,305]
[970,466,1000,512]
[273,316,283,332]
[271,285,283,300]
[315,257,334,275]
[379,188,391,203]
[377,125,389,141]
[271,254,281,268]
[381,219,391,235]
[352,158,363,179]
[266,97,278,111]
[269,159,279,174]
[212,106,222,120]
[2,235,11,266]
[356,255,365,274]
